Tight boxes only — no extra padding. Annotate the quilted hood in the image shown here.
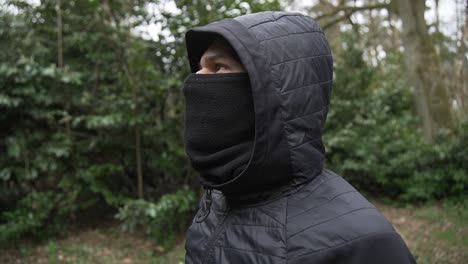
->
[185,11,333,197]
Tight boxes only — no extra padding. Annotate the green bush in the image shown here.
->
[0,0,190,244]
[325,34,467,202]
[0,192,62,244]
[402,124,468,201]
[116,189,197,249]
[1,0,278,244]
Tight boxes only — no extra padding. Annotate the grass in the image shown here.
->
[375,201,468,264]
[1,223,185,264]
[1,202,466,264]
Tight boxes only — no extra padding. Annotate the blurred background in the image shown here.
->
[0,0,466,263]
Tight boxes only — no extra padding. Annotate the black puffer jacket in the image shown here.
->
[184,11,415,264]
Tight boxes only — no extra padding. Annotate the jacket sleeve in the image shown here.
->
[290,231,416,264]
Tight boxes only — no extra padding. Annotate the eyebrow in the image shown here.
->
[202,53,231,62]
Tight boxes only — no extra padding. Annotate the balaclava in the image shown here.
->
[183,72,254,185]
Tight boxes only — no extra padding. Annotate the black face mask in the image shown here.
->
[183,73,254,186]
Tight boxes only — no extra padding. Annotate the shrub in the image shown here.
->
[116,189,197,249]
[325,34,467,202]
[0,192,62,244]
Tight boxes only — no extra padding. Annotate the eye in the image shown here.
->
[215,64,227,72]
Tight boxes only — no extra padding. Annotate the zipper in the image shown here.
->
[195,187,231,263]
[195,188,213,223]
[202,206,230,264]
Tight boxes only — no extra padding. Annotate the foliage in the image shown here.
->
[0,192,62,244]
[0,0,282,245]
[0,0,187,244]
[325,34,467,202]
[402,124,468,202]
[116,189,197,249]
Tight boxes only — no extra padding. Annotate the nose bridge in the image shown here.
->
[196,67,214,74]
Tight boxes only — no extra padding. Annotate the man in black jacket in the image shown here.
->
[182,11,416,264]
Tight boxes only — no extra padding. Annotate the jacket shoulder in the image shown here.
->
[286,170,414,262]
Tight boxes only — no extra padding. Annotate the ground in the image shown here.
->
[377,201,467,264]
[1,201,467,264]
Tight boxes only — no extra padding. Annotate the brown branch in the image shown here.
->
[315,2,390,21]
[321,15,351,31]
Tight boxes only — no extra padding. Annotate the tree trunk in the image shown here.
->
[56,0,63,69]
[135,126,144,199]
[452,1,468,122]
[56,0,72,136]
[102,0,145,199]
[435,0,440,34]
[308,0,455,141]
[392,0,453,142]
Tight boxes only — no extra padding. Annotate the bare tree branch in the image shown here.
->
[321,13,352,30]
[315,2,390,21]
[315,2,391,31]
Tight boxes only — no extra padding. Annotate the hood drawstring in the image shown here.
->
[195,188,212,223]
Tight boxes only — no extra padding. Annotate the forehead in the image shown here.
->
[201,40,238,61]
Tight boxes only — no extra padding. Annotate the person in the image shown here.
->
[182,11,416,264]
